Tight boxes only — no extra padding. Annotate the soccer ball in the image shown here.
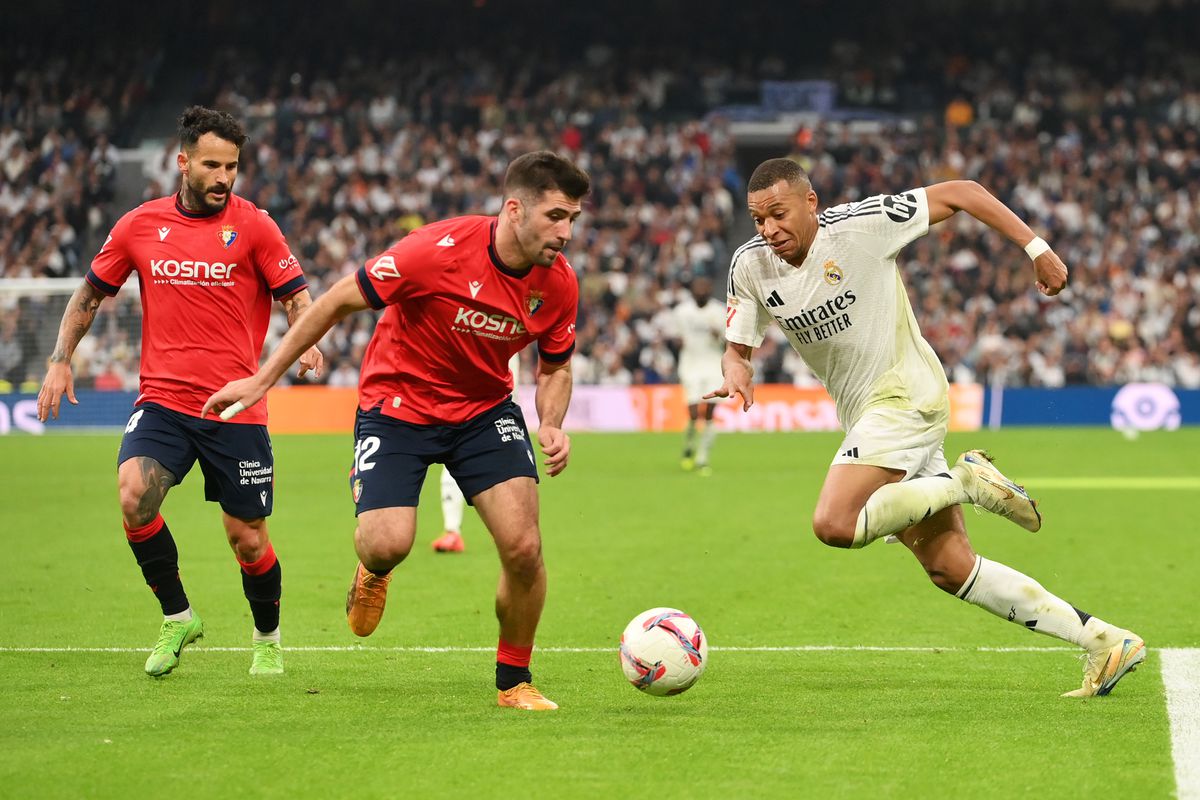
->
[619,607,708,696]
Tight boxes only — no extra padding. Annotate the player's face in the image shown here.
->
[747,179,819,266]
[513,190,583,267]
[691,276,713,305]
[178,132,240,213]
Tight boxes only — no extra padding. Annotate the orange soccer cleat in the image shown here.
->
[431,530,465,553]
[346,562,391,637]
[497,682,559,711]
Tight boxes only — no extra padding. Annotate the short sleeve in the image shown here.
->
[355,232,433,310]
[86,213,136,296]
[824,188,930,260]
[537,273,578,363]
[725,254,770,349]
[254,210,307,300]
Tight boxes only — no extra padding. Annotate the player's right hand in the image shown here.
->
[202,377,267,420]
[37,363,77,422]
[703,372,755,412]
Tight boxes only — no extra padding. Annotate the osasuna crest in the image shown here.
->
[823,260,844,286]
[352,479,363,503]
[219,225,239,248]
[526,290,545,315]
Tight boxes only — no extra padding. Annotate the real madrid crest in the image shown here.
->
[219,225,239,249]
[823,260,843,286]
[526,290,545,315]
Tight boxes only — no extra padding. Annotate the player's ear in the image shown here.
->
[177,150,188,176]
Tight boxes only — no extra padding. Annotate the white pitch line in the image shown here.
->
[1162,648,1200,800]
[0,644,1078,654]
[1026,477,1200,490]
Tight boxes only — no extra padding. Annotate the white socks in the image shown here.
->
[852,472,971,548]
[440,466,465,533]
[164,608,193,622]
[957,556,1108,650]
[253,627,281,643]
[697,424,717,464]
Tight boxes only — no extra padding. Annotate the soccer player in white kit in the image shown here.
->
[672,275,726,476]
[709,158,1144,698]
[433,354,521,553]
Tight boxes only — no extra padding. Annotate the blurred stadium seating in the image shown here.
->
[2,0,1199,393]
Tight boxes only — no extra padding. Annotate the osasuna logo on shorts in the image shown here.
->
[882,193,918,222]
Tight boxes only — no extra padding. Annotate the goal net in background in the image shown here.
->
[0,278,143,433]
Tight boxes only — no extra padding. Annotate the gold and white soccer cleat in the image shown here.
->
[497,682,559,711]
[954,450,1042,532]
[1062,631,1146,698]
[346,562,391,637]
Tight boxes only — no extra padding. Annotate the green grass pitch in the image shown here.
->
[1,428,1196,798]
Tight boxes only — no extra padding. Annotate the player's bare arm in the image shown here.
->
[534,357,573,477]
[280,288,324,379]
[704,342,755,411]
[203,273,369,418]
[37,279,107,421]
[924,179,1068,296]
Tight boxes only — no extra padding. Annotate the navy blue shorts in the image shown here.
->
[350,398,538,515]
[117,402,274,519]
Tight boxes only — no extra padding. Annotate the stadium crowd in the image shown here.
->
[3,3,1199,391]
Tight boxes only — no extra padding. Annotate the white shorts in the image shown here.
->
[680,368,722,406]
[831,405,949,480]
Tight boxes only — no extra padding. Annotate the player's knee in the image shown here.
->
[226,517,268,562]
[924,564,961,594]
[118,481,159,526]
[811,513,854,549]
[499,532,543,582]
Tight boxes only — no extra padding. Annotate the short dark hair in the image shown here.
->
[747,158,809,193]
[178,105,247,151]
[504,151,591,201]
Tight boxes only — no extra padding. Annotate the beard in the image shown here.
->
[182,174,231,213]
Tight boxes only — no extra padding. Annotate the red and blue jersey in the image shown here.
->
[87,193,307,424]
[355,215,578,425]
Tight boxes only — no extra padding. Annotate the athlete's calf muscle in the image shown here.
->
[118,457,176,526]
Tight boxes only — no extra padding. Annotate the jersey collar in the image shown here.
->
[488,219,536,279]
[174,192,226,219]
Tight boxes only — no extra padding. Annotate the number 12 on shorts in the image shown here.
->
[353,436,380,474]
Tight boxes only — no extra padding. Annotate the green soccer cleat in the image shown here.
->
[144,613,204,677]
[249,640,284,676]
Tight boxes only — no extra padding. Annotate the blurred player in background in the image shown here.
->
[432,353,522,553]
[711,158,1144,698]
[204,151,589,711]
[36,106,322,678]
[672,275,726,476]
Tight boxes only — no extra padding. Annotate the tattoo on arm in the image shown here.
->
[282,290,313,327]
[133,457,176,527]
[49,282,105,364]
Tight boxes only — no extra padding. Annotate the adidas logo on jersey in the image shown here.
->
[765,290,785,308]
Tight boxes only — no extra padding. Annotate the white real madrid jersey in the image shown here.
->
[725,188,948,430]
[672,295,727,376]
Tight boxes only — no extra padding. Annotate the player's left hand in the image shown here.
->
[1034,250,1068,296]
[538,425,571,477]
[298,345,324,379]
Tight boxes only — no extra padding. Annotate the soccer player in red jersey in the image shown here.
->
[204,151,589,710]
[37,106,322,678]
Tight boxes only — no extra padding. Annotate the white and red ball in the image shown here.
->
[619,607,708,696]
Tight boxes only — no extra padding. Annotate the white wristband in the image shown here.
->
[1024,236,1051,261]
